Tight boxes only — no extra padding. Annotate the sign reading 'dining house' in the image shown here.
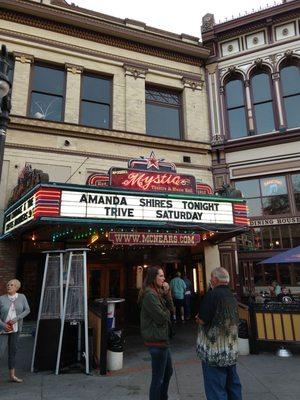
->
[60,191,234,224]
[108,232,201,246]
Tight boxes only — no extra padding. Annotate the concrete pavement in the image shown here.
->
[1,322,300,399]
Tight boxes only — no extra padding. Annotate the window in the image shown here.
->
[29,65,65,121]
[251,70,275,134]
[281,62,300,129]
[292,173,300,212]
[235,175,289,217]
[80,74,111,129]
[146,86,182,139]
[225,78,248,139]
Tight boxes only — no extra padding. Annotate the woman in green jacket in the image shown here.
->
[139,266,174,400]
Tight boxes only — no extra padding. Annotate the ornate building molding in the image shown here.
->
[182,76,205,91]
[123,64,148,79]
[65,63,84,75]
[13,52,34,64]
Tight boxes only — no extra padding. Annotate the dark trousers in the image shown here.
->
[184,294,191,319]
[202,361,242,400]
[148,346,173,400]
[0,332,19,369]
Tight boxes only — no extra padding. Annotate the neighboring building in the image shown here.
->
[202,0,300,298]
[0,0,249,319]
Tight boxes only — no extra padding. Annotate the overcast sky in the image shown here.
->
[72,0,281,38]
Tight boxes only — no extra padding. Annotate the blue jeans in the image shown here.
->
[148,346,173,400]
[202,361,242,400]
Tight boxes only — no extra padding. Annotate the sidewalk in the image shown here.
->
[1,322,300,399]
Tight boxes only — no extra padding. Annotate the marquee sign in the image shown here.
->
[60,191,234,225]
[109,168,196,194]
[108,232,201,246]
[3,185,249,236]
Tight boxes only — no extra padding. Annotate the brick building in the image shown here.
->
[0,0,251,318]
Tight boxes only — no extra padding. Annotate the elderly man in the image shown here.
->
[196,267,242,400]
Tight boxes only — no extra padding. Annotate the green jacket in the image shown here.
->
[140,287,173,345]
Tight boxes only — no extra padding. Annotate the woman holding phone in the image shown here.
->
[139,266,174,400]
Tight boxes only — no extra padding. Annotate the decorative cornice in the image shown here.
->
[13,51,34,64]
[222,129,300,153]
[65,63,84,74]
[123,64,148,79]
[0,8,207,65]
[8,115,211,154]
[0,28,203,80]
[182,76,205,91]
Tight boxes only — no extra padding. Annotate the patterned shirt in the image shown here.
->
[196,285,239,367]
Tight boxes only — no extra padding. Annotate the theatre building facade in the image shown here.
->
[202,0,300,297]
[0,0,249,319]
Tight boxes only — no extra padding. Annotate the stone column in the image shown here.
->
[272,72,285,131]
[204,244,221,287]
[123,64,147,133]
[11,52,34,116]
[205,64,221,136]
[64,63,84,124]
[244,79,255,133]
[182,75,208,141]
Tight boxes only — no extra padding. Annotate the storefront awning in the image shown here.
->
[259,246,300,264]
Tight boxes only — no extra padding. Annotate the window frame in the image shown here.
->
[224,75,249,139]
[235,174,291,218]
[79,72,112,129]
[145,85,184,140]
[280,59,300,130]
[28,62,66,122]
[250,68,277,135]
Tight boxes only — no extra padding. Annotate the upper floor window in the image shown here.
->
[235,175,290,217]
[292,173,300,212]
[29,65,65,121]
[225,77,248,139]
[280,61,300,129]
[251,70,275,134]
[146,86,182,139]
[80,74,111,129]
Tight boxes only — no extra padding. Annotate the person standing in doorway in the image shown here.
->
[139,267,174,400]
[0,279,30,383]
[170,271,186,323]
[196,267,242,400]
[183,274,192,320]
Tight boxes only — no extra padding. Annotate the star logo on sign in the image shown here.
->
[146,151,160,170]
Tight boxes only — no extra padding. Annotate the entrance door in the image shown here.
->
[240,261,254,296]
[88,264,125,300]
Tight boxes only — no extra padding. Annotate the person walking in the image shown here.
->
[0,279,30,383]
[196,267,242,400]
[170,271,186,323]
[139,266,174,400]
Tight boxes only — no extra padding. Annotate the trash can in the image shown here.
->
[107,329,124,371]
[238,319,250,356]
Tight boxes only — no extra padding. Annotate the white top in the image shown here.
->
[5,293,18,333]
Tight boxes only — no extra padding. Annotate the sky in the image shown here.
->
[71,0,282,38]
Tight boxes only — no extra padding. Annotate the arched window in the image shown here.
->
[280,61,300,129]
[251,70,275,134]
[225,77,248,139]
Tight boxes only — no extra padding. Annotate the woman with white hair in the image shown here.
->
[0,279,30,383]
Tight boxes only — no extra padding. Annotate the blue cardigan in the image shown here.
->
[0,294,30,333]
